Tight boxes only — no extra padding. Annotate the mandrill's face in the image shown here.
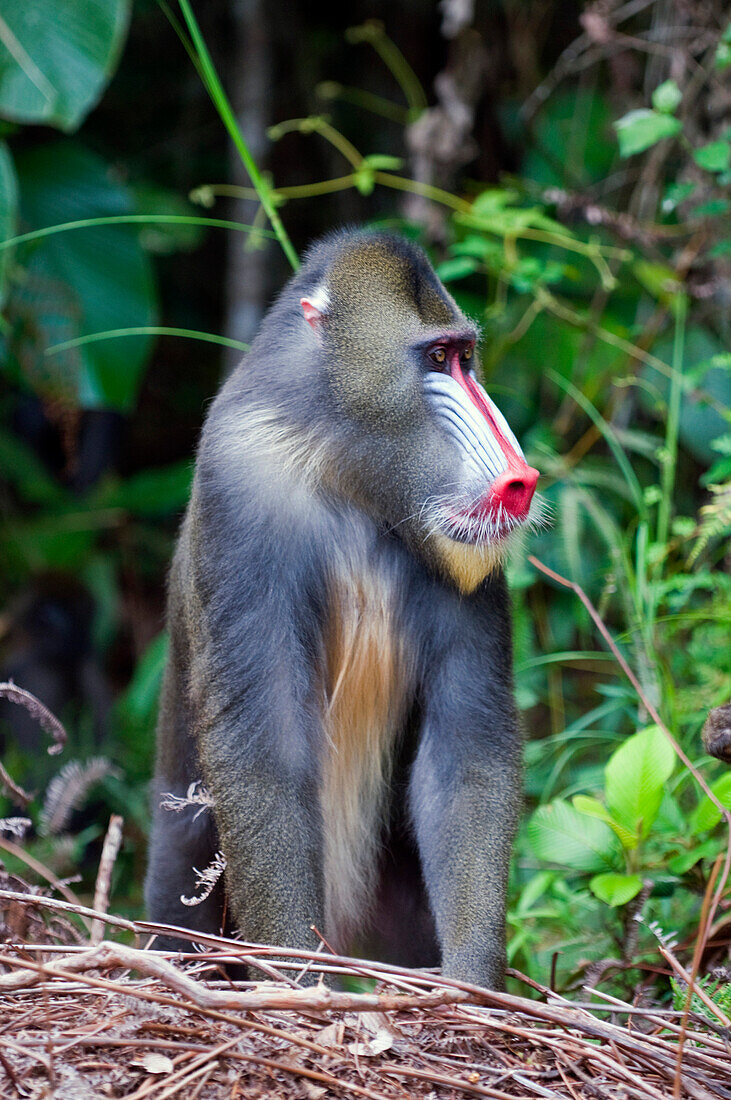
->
[299,236,542,589]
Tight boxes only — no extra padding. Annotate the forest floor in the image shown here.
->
[0,889,729,1100]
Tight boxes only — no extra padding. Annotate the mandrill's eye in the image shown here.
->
[461,346,473,364]
[429,346,447,368]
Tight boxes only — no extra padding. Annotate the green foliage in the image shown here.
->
[522,88,615,186]
[651,80,682,115]
[0,0,130,131]
[13,142,157,410]
[614,109,682,157]
[522,723,728,982]
[693,141,731,174]
[715,22,731,71]
[671,975,731,1021]
[603,726,676,844]
[528,799,621,872]
[589,872,643,907]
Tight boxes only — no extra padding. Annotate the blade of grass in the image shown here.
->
[46,328,249,355]
[0,214,276,252]
[656,295,687,558]
[177,0,298,270]
[548,367,646,520]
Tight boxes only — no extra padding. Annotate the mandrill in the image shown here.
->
[146,229,541,989]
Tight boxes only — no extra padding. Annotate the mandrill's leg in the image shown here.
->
[409,603,521,991]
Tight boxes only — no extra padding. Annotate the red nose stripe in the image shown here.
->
[450,356,524,468]
[450,355,539,517]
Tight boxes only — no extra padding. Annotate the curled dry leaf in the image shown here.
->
[131,1053,174,1075]
[316,1021,343,1048]
[348,1031,393,1057]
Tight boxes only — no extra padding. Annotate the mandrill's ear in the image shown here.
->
[300,286,329,339]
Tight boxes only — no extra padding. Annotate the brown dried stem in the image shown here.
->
[0,681,67,754]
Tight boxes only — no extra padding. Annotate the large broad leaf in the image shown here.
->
[0,141,17,303]
[605,726,676,839]
[11,142,156,411]
[528,799,621,872]
[0,0,130,132]
[572,795,638,850]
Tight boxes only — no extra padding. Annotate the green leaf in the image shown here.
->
[0,0,130,132]
[590,872,643,907]
[469,187,571,237]
[692,141,731,174]
[515,871,555,913]
[716,24,731,71]
[451,235,504,262]
[528,799,621,872]
[435,256,479,283]
[643,327,731,466]
[12,141,157,410]
[572,795,611,821]
[652,80,682,114]
[605,726,676,838]
[118,631,169,723]
[572,795,638,850]
[522,89,615,187]
[693,199,730,218]
[662,181,695,214]
[668,839,722,874]
[0,141,17,302]
[689,773,731,834]
[614,109,682,157]
[0,512,98,578]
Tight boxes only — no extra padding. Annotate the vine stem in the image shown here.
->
[656,294,687,560]
[177,0,299,270]
[0,215,276,253]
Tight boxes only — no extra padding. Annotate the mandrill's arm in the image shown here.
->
[187,484,327,956]
[409,581,521,990]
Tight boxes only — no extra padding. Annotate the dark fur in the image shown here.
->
[146,230,522,988]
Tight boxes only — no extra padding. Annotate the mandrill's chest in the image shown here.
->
[320,549,414,758]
